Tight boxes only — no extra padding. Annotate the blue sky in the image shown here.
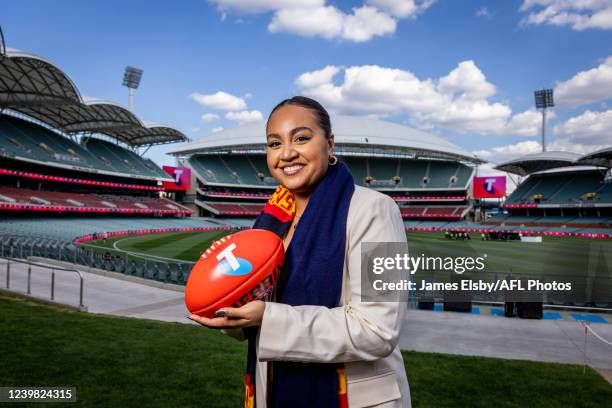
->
[4,0,612,169]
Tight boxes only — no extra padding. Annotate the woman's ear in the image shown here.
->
[327,133,335,154]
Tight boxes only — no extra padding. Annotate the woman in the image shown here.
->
[189,96,410,408]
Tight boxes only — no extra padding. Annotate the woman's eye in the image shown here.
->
[295,135,310,143]
[267,141,281,148]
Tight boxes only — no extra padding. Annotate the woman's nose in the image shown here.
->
[279,144,298,161]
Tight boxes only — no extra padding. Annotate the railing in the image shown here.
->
[1,256,86,311]
[0,236,196,286]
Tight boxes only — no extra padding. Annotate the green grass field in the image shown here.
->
[86,230,612,267]
[84,231,612,303]
[2,292,611,408]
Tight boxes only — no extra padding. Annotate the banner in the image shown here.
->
[163,166,191,191]
[473,176,506,198]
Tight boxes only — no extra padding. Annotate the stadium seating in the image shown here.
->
[505,171,611,206]
[189,154,474,190]
[426,161,460,188]
[200,201,264,215]
[399,206,465,218]
[399,160,429,187]
[0,114,104,168]
[0,187,191,214]
[369,158,397,180]
[0,115,170,180]
[341,156,368,184]
[81,137,168,179]
[189,156,239,184]
[0,217,227,242]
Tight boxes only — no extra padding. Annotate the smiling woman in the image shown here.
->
[189,96,410,408]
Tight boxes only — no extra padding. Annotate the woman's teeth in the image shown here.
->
[282,164,304,175]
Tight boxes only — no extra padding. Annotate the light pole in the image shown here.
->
[0,25,6,55]
[122,66,143,111]
[534,89,554,152]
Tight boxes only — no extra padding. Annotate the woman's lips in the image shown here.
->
[282,164,304,176]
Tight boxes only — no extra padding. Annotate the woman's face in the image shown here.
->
[266,104,334,195]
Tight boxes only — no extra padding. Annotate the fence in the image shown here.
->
[0,234,195,286]
[1,256,86,311]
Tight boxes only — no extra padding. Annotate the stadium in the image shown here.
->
[1,23,612,407]
[1,43,612,307]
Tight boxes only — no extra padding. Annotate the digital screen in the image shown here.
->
[473,176,506,198]
[162,166,191,191]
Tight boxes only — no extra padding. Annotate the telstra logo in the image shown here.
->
[215,243,253,276]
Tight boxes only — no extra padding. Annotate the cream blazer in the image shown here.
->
[227,185,410,408]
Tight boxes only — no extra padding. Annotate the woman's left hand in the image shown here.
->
[187,300,266,329]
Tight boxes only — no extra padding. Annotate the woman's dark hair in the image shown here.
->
[267,96,332,138]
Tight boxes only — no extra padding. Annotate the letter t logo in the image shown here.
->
[216,243,240,271]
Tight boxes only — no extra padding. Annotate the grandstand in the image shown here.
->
[0,48,193,229]
[169,115,481,220]
[446,150,612,238]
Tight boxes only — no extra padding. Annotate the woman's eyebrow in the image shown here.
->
[290,126,313,136]
[266,126,313,139]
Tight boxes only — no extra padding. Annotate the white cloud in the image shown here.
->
[212,127,224,133]
[475,6,494,19]
[473,140,542,163]
[211,0,434,42]
[520,0,612,31]
[295,65,341,88]
[438,60,496,100]
[201,113,220,123]
[341,6,397,42]
[190,91,247,111]
[295,61,537,135]
[553,109,612,145]
[269,5,396,42]
[365,0,437,18]
[555,56,612,106]
[269,6,345,39]
[225,110,264,124]
[504,108,556,137]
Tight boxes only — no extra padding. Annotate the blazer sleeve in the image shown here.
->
[257,191,408,363]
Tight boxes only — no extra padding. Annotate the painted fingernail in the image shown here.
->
[215,310,227,317]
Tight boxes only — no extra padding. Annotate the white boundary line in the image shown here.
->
[81,238,195,265]
[588,325,612,347]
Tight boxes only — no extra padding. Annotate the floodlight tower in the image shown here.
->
[534,89,554,152]
[122,66,143,111]
[0,25,6,55]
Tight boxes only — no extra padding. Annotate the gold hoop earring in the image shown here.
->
[329,155,338,166]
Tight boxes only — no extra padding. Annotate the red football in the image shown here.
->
[185,229,284,318]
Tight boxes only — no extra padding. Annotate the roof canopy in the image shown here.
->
[577,147,612,168]
[495,151,594,176]
[0,49,187,146]
[169,115,484,164]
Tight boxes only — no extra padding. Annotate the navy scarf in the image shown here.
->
[247,162,355,407]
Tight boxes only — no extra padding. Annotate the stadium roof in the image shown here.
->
[495,151,584,176]
[0,49,81,106]
[0,49,187,147]
[169,115,484,164]
[577,147,612,168]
